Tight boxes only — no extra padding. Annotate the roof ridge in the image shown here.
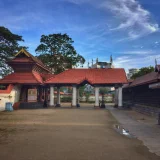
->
[45,69,71,82]
[32,71,43,84]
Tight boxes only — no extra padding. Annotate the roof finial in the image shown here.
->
[96,58,98,63]
[88,62,90,68]
[92,59,93,66]
[155,58,157,66]
[110,55,113,64]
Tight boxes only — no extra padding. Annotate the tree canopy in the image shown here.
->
[131,66,154,79]
[35,33,85,74]
[0,26,27,77]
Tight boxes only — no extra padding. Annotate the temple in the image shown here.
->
[0,49,127,110]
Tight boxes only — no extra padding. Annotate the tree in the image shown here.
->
[35,33,85,74]
[0,26,27,77]
[131,66,154,79]
[79,86,85,97]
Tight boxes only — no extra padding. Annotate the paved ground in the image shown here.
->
[0,105,159,160]
[107,106,160,156]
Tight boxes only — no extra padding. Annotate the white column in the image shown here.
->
[95,87,99,107]
[50,86,54,106]
[57,87,60,105]
[77,88,79,104]
[115,88,118,106]
[118,87,122,107]
[72,86,77,107]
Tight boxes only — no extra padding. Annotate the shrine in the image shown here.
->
[0,49,127,110]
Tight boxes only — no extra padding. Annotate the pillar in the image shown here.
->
[77,88,80,107]
[95,87,99,107]
[114,88,118,107]
[118,87,123,107]
[72,86,77,107]
[43,87,48,108]
[49,86,54,106]
[56,87,61,107]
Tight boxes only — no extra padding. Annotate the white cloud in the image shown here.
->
[117,50,156,55]
[114,54,159,72]
[100,0,159,40]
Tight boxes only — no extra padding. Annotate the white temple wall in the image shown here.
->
[0,85,21,111]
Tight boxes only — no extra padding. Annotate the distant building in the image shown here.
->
[127,68,139,79]
[90,55,114,69]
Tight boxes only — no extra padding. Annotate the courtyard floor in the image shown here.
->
[0,104,159,160]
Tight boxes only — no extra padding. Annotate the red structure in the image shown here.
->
[0,49,127,109]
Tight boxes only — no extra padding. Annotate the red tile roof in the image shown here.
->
[126,71,160,87]
[0,71,43,84]
[45,68,127,85]
[40,73,54,81]
[9,49,51,73]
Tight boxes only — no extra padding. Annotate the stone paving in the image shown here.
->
[107,106,160,156]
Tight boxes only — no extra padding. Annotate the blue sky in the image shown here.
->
[1,0,160,72]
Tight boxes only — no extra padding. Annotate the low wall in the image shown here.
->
[0,85,21,111]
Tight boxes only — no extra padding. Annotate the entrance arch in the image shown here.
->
[45,68,127,108]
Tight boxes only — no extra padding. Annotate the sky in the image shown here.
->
[1,0,160,72]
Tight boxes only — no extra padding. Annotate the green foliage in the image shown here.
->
[85,91,91,102]
[131,66,154,79]
[35,33,85,74]
[99,87,109,95]
[0,85,6,89]
[79,86,85,97]
[0,26,27,77]
[61,96,72,102]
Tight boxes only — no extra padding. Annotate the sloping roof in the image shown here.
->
[12,49,51,72]
[45,68,127,85]
[127,71,160,87]
[0,71,43,84]
[40,73,54,81]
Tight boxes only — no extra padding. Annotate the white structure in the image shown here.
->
[56,87,61,107]
[0,85,21,111]
[49,86,54,106]
[127,68,139,79]
[72,86,77,107]
[90,56,114,69]
[95,87,99,107]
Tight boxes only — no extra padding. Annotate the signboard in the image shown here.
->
[28,89,37,102]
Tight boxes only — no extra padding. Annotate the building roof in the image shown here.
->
[10,48,51,73]
[0,71,43,84]
[125,71,160,88]
[45,68,127,85]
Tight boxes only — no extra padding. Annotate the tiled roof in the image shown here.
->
[0,71,43,84]
[45,68,127,85]
[12,49,51,72]
[40,73,54,81]
[127,71,160,87]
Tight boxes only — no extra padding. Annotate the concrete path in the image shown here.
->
[107,106,160,156]
[0,108,159,160]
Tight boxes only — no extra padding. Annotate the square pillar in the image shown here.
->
[43,87,48,108]
[118,87,123,107]
[77,88,80,107]
[114,88,118,107]
[49,86,54,107]
[94,87,99,107]
[56,87,61,107]
[72,86,77,107]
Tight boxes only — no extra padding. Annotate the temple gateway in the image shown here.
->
[0,49,127,110]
